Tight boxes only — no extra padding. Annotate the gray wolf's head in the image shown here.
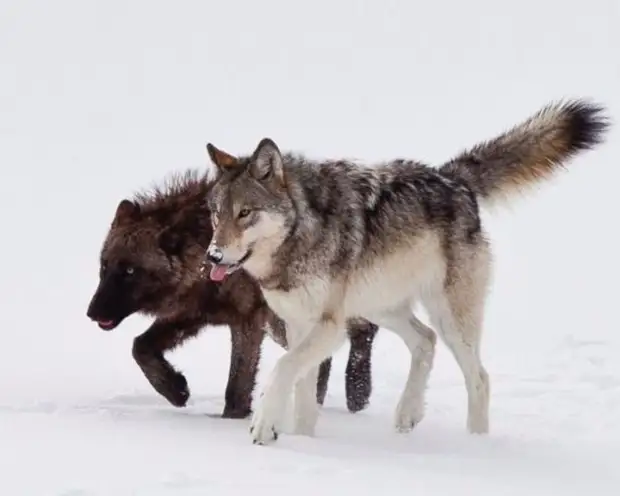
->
[204,138,294,282]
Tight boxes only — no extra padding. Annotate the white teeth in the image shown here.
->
[225,265,239,275]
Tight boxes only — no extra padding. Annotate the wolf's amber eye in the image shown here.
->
[238,208,251,219]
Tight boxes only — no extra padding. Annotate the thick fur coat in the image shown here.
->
[86,170,379,418]
[203,99,610,444]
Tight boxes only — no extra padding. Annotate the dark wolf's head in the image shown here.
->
[203,139,295,283]
[86,172,213,330]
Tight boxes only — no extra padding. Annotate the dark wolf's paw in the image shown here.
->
[133,338,190,408]
[133,347,191,408]
[145,368,190,408]
[346,389,370,413]
[221,406,252,419]
[159,371,190,407]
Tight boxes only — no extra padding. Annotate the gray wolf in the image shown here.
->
[85,169,379,418]
[203,98,609,443]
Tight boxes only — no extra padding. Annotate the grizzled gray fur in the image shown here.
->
[203,98,610,445]
[86,168,379,418]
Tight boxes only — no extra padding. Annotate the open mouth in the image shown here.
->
[96,319,119,331]
[208,250,252,282]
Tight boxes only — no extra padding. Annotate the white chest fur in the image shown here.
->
[261,277,330,334]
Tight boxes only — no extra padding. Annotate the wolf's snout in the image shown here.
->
[86,295,118,330]
[206,246,224,264]
[86,296,100,321]
[86,304,95,320]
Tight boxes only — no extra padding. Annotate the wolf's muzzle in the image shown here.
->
[206,245,224,264]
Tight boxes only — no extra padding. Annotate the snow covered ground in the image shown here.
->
[1,0,619,494]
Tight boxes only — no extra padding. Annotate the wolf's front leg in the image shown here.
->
[294,365,321,436]
[250,316,347,445]
[223,321,266,419]
[132,318,202,407]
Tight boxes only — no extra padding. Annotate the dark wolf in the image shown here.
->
[203,99,609,444]
[86,170,379,418]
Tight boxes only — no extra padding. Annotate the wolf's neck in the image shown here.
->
[252,190,322,292]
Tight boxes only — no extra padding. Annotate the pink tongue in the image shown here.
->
[209,264,229,282]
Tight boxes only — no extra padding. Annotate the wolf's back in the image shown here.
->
[440,99,610,205]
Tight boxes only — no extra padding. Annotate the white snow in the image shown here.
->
[1,0,619,494]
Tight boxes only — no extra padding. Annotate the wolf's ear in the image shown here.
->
[206,143,238,171]
[112,199,140,226]
[250,138,284,182]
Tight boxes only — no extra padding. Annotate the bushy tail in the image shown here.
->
[440,99,610,205]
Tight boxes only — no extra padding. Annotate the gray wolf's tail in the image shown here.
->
[440,99,610,205]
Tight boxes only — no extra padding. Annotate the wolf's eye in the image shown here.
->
[238,208,251,219]
[126,266,135,276]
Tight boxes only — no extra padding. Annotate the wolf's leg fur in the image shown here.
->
[296,321,378,431]
[250,316,348,445]
[285,322,325,436]
[365,308,436,432]
[345,321,379,413]
[224,321,266,419]
[314,321,378,412]
[294,365,321,435]
[281,322,322,436]
[132,318,201,408]
[424,250,491,434]
[316,359,332,405]
[265,311,333,407]
[314,321,378,411]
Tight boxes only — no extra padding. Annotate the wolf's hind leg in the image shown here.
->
[316,358,332,406]
[345,319,379,413]
[424,247,491,434]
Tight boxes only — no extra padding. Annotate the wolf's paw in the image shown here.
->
[135,350,191,408]
[249,395,283,445]
[347,392,370,414]
[467,414,489,435]
[249,418,279,445]
[394,400,424,433]
[157,371,190,408]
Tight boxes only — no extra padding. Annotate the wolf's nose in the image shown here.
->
[206,246,224,264]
